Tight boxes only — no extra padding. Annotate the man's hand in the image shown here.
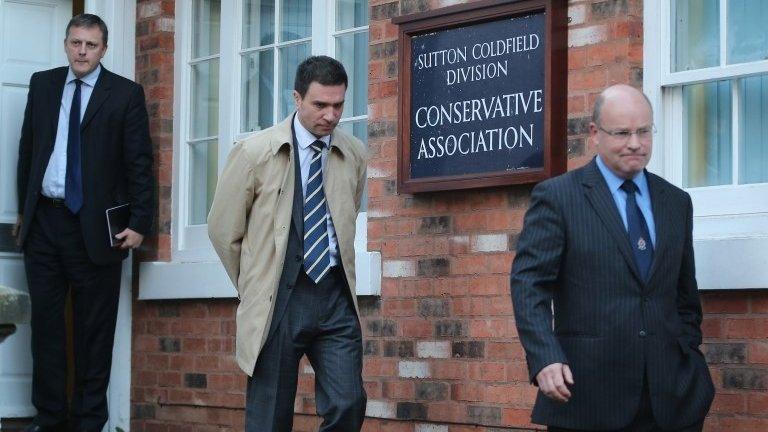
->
[115,228,144,250]
[12,215,22,246]
[536,362,574,403]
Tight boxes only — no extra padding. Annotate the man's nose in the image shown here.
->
[627,133,642,149]
[323,107,339,122]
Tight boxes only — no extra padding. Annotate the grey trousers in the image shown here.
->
[245,267,366,432]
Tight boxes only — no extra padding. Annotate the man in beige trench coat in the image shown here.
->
[208,56,367,432]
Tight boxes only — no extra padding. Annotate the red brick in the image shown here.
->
[400,318,433,338]
[724,318,768,339]
[468,362,506,381]
[748,342,768,364]
[451,381,485,402]
[382,380,414,399]
[382,299,417,317]
[702,294,750,314]
[710,392,745,414]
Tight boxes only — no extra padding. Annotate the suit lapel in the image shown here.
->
[80,67,111,132]
[645,173,669,286]
[581,159,644,285]
[46,69,68,151]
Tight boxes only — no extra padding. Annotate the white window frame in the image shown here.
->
[140,0,381,299]
[644,0,768,290]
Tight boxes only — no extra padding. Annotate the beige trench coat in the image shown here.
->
[208,115,367,375]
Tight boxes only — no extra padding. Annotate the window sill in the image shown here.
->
[694,236,768,290]
[138,251,382,300]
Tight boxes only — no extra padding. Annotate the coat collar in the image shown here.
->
[48,64,113,133]
[269,113,351,157]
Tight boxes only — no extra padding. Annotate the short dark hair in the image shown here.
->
[66,14,108,45]
[294,56,348,98]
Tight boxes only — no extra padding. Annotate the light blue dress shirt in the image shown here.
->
[293,114,340,266]
[595,155,656,247]
[41,65,102,198]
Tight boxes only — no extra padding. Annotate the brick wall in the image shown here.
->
[130,1,768,431]
[136,0,175,262]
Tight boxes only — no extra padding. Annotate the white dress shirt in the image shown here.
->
[293,114,340,266]
[41,65,101,198]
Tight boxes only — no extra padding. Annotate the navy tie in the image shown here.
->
[621,180,654,281]
[303,140,332,283]
[65,79,83,214]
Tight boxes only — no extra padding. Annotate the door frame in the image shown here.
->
[81,3,137,430]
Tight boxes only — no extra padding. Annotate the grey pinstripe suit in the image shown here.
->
[511,158,714,430]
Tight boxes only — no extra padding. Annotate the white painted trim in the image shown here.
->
[644,0,768,291]
[85,0,137,80]
[83,2,136,431]
[139,261,235,299]
[139,212,382,299]
[695,237,768,290]
[153,0,382,299]
[106,252,132,432]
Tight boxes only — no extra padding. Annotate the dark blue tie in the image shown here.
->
[621,180,654,281]
[303,140,332,283]
[65,79,83,214]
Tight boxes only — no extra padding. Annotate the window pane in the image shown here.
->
[336,0,368,30]
[683,80,732,187]
[727,0,768,64]
[192,0,221,58]
[338,120,368,211]
[243,0,275,48]
[280,0,311,42]
[278,42,311,119]
[739,74,768,184]
[336,31,368,118]
[189,140,218,225]
[673,0,719,71]
[241,50,275,132]
[190,59,220,139]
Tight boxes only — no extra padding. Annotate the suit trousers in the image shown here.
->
[245,267,366,432]
[548,371,704,432]
[24,198,121,431]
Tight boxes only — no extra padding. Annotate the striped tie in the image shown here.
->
[303,140,332,283]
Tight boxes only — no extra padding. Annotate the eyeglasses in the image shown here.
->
[597,124,656,142]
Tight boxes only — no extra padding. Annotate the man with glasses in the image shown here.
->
[510,84,713,431]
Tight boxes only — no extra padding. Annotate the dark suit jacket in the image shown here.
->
[17,66,153,265]
[511,158,714,430]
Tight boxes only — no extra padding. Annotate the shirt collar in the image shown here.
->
[66,64,101,87]
[595,155,649,197]
[293,113,331,150]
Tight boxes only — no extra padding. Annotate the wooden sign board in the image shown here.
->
[394,0,567,193]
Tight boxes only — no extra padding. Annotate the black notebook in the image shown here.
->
[106,203,130,247]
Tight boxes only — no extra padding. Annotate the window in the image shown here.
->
[144,0,380,298]
[644,0,768,289]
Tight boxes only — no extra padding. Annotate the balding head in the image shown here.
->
[589,85,654,179]
[592,84,653,126]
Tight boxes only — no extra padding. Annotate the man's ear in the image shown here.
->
[293,90,301,111]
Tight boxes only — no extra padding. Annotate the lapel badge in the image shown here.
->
[637,237,647,251]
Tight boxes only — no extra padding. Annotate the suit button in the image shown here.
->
[639,330,647,337]
[295,255,302,262]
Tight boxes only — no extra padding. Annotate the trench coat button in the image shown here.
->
[639,330,647,337]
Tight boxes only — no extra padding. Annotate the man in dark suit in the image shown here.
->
[14,14,153,432]
[510,84,714,431]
